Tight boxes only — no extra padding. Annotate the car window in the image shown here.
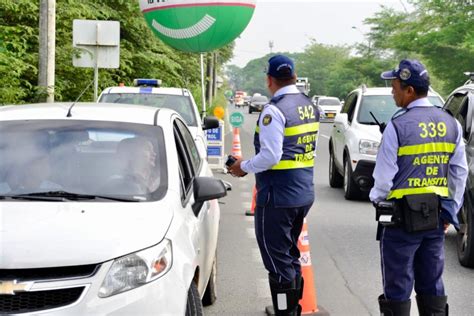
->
[99,93,197,127]
[175,119,202,173]
[173,121,194,199]
[342,93,355,114]
[318,98,341,106]
[428,96,444,108]
[0,120,167,201]
[344,93,358,122]
[444,93,469,139]
[357,95,399,125]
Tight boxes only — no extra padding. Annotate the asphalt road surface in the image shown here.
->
[204,106,474,316]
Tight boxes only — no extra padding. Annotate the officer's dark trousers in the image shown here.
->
[380,223,445,301]
[255,191,311,284]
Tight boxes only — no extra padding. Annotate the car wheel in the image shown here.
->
[185,282,204,316]
[457,195,474,267]
[249,107,252,114]
[329,146,343,188]
[343,157,361,200]
[202,252,217,306]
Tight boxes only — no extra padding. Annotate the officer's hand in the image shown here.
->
[443,222,450,234]
[228,158,247,177]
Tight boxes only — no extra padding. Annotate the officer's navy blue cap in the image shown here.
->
[267,55,295,79]
[381,59,430,88]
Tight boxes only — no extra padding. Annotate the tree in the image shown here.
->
[0,0,233,104]
[365,0,474,95]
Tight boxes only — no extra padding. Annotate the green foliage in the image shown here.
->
[227,1,472,101]
[365,0,474,95]
[0,0,232,104]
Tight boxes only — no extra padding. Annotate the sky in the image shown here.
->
[229,0,411,67]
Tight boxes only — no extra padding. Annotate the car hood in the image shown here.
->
[0,197,174,269]
[355,123,382,142]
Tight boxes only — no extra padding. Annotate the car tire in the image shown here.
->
[457,194,474,268]
[329,146,343,188]
[249,107,252,114]
[185,282,204,316]
[343,157,361,200]
[202,252,217,306]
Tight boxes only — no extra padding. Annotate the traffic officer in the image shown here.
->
[228,54,319,316]
[370,59,468,316]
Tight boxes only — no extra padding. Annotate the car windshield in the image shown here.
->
[252,96,268,103]
[357,95,444,125]
[0,120,167,201]
[318,98,341,106]
[99,93,197,127]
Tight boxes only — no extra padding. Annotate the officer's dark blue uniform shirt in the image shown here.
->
[370,97,468,228]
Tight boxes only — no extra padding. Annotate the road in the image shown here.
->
[205,106,474,316]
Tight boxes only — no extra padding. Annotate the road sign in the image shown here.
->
[72,20,120,69]
[230,112,244,128]
[206,126,222,142]
[206,120,225,172]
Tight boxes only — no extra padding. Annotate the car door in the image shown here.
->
[173,118,214,294]
[444,88,474,266]
[334,92,358,166]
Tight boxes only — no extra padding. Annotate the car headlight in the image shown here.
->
[359,139,379,155]
[98,239,172,298]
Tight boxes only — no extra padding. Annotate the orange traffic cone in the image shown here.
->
[245,185,257,216]
[298,218,329,315]
[231,127,242,159]
[265,218,329,316]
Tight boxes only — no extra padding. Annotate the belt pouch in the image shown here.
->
[401,193,439,232]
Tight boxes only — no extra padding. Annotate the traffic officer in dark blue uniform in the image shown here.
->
[370,59,468,316]
[228,55,319,315]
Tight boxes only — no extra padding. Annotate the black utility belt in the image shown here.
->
[375,193,440,233]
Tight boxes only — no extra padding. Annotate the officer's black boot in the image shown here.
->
[416,295,448,316]
[295,275,304,315]
[378,294,411,316]
[269,276,300,316]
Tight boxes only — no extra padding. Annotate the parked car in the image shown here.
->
[442,72,474,268]
[243,96,252,107]
[315,96,342,122]
[249,95,269,114]
[98,79,219,158]
[311,95,323,106]
[0,102,227,314]
[329,86,444,200]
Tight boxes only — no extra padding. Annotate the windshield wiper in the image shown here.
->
[3,191,142,202]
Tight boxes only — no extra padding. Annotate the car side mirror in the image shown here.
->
[194,177,227,203]
[334,113,348,126]
[202,116,219,130]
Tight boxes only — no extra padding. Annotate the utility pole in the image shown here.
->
[269,40,274,54]
[39,0,56,102]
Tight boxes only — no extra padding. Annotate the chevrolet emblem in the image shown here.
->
[0,280,33,295]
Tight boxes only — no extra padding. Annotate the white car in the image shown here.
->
[315,96,342,122]
[329,86,444,200]
[98,79,219,158]
[0,102,227,315]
